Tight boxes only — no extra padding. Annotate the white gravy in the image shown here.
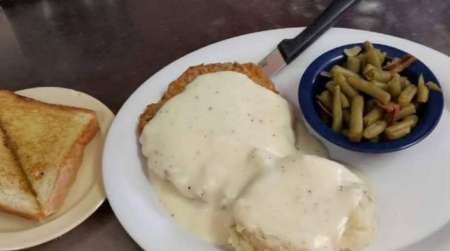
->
[233,154,370,251]
[146,118,329,246]
[140,71,374,249]
[148,172,234,246]
[141,71,296,206]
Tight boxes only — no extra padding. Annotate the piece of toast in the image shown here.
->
[0,90,99,216]
[0,128,42,220]
[138,62,276,133]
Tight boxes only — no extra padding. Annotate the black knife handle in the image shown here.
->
[278,0,361,64]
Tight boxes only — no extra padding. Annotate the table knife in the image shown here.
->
[259,0,361,76]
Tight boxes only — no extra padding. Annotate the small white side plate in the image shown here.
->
[102,28,450,251]
[0,87,114,250]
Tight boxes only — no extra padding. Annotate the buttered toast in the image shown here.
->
[138,63,276,133]
[0,128,42,220]
[0,90,99,216]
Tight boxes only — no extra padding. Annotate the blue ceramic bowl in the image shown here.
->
[299,43,444,153]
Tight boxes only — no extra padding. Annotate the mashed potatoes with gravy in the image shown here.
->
[230,154,375,251]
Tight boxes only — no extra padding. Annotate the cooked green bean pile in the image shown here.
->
[316,41,441,142]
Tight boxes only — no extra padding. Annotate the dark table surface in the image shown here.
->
[0,0,448,250]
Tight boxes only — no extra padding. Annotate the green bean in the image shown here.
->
[349,95,364,142]
[333,72,358,98]
[346,56,361,73]
[331,65,360,79]
[363,64,392,82]
[344,46,362,57]
[403,115,419,128]
[371,80,388,90]
[332,85,343,132]
[316,90,332,110]
[398,84,418,107]
[363,107,384,126]
[385,127,411,140]
[377,50,387,65]
[400,76,411,89]
[340,93,350,108]
[347,76,391,104]
[363,41,374,51]
[363,120,387,139]
[418,74,425,85]
[417,74,429,103]
[426,81,442,92]
[317,41,437,142]
[394,104,416,121]
[387,74,402,98]
[362,64,376,79]
[357,53,367,70]
[385,118,417,135]
[325,81,334,90]
[366,49,382,68]
[343,109,351,126]
[325,81,350,108]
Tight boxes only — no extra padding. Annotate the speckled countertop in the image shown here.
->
[0,0,448,250]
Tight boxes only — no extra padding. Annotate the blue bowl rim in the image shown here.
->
[298,43,444,153]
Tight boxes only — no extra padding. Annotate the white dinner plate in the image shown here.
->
[0,87,114,250]
[102,28,450,251]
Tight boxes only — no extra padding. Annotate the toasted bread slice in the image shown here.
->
[0,128,42,220]
[138,63,276,133]
[0,91,99,216]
